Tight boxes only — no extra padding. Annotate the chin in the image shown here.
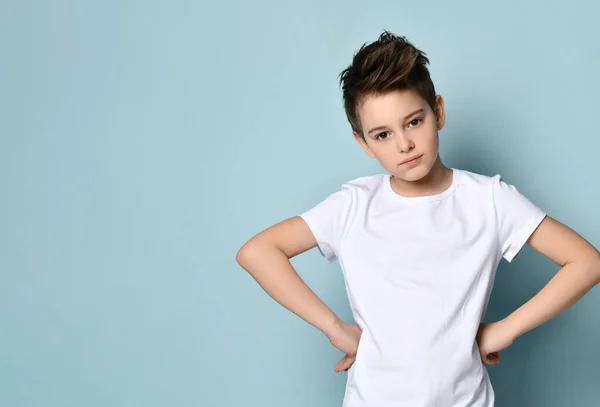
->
[392,161,434,182]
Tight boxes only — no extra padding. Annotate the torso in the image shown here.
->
[338,169,498,406]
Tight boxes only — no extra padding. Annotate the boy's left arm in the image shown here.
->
[504,215,600,340]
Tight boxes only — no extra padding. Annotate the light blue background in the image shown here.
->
[1,1,599,406]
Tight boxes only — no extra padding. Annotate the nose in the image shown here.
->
[395,133,414,153]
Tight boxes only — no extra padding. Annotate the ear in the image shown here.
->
[434,95,446,130]
[353,131,376,158]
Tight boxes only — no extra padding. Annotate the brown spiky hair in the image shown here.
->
[339,31,437,139]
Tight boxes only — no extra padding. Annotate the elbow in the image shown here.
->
[236,238,265,270]
[236,237,284,274]
[580,246,600,283]
[236,243,252,269]
[592,250,600,282]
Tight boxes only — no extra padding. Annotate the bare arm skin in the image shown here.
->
[477,216,600,364]
[505,216,600,338]
[236,216,344,338]
[236,216,362,371]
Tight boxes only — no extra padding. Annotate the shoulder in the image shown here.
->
[454,168,506,194]
[454,169,539,211]
[334,174,387,202]
[303,174,385,213]
[455,168,500,186]
[343,173,387,191]
[308,174,387,211]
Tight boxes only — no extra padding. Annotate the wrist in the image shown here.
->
[501,314,523,342]
[324,314,345,339]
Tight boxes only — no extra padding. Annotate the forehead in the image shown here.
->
[358,89,428,125]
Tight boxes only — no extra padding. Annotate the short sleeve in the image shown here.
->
[299,184,354,263]
[492,175,547,262]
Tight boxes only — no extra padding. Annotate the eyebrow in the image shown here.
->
[366,108,426,135]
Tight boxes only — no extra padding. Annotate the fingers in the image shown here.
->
[334,355,356,372]
[482,352,500,365]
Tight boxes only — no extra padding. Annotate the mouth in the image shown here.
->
[400,154,423,165]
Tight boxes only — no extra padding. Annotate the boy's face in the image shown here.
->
[353,89,445,182]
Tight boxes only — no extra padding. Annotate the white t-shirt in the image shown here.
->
[299,168,546,407]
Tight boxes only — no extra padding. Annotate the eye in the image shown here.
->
[375,132,389,140]
[408,118,423,128]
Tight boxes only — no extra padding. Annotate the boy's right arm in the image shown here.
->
[235,216,344,339]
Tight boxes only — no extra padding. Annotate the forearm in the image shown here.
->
[503,259,600,340]
[236,241,342,338]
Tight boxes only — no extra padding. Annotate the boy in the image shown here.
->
[235,31,600,406]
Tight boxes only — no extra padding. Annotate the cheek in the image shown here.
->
[373,144,394,158]
[419,128,439,149]
[371,145,396,164]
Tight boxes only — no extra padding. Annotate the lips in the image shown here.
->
[400,154,423,165]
